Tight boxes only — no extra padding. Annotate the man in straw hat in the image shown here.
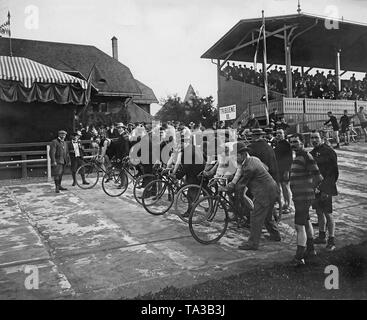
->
[222,142,281,250]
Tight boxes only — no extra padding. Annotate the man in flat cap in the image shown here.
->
[223,142,281,250]
[49,130,70,193]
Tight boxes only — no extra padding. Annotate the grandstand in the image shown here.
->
[201,11,367,131]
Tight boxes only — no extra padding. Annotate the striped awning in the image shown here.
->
[0,56,87,89]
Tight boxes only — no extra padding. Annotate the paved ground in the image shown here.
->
[1,143,367,299]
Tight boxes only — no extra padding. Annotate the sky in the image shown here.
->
[1,0,367,114]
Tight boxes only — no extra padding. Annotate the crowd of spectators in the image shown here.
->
[221,61,367,101]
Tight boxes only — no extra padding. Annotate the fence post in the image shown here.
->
[46,145,51,181]
[21,154,27,179]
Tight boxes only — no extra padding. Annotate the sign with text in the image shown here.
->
[219,105,236,121]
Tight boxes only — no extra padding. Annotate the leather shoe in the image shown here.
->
[238,243,258,251]
[82,181,90,185]
[264,234,281,242]
[59,186,68,191]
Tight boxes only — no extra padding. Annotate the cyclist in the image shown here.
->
[170,140,205,217]
[324,111,340,149]
[98,130,112,172]
[339,110,353,146]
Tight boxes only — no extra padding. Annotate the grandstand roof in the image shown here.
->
[202,13,367,72]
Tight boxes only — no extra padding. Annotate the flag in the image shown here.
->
[253,24,264,72]
[262,13,270,126]
[0,19,10,36]
[84,65,94,106]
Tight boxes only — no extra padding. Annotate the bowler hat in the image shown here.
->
[116,122,126,128]
[230,142,250,155]
[251,128,265,135]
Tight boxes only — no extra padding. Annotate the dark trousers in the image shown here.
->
[70,157,85,182]
[248,196,280,248]
[52,164,65,188]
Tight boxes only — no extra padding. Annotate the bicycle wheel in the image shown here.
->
[102,168,128,197]
[76,163,99,189]
[273,195,283,223]
[174,184,210,223]
[189,195,229,245]
[141,179,174,215]
[133,174,156,205]
[126,164,138,185]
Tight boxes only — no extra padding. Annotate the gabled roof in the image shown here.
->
[0,37,141,96]
[133,79,159,104]
[202,13,367,72]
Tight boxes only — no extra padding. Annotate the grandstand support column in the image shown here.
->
[284,27,293,98]
[217,59,221,108]
[336,49,341,91]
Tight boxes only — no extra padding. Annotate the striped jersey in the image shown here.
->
[290,149,323,201]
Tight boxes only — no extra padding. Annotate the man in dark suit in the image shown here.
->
[248,129,279,183]
[310,131,339,251]
[49,130,70,193]
[68,132,89,186]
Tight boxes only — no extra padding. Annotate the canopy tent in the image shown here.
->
[201,13,367,72]
[0,56,88,105]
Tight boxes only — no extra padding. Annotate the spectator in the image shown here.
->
[310,131,339,251]
[244,114,260,129]
[289,133,323,267]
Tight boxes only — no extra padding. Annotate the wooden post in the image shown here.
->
[336,50,341,91]
[46,145,51,181]
[21,154,27,178]
[284,27,293,98]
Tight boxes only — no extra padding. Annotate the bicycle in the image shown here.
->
[140,167,185,216]
[173,171,213,223]
[101,156,140,197]
[132,163,166,205]
[75,155,108,189]
[188,177,282,245]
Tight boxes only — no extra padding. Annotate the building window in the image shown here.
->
[100,103,107,112]
[92,103,99,113]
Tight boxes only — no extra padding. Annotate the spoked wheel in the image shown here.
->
[126,164,138,185]
[189,195,229,245]
[76,163,99,189]
[102,168,128,197]
[133,174,156,205]
[141,179,174,215]
[173,184,210,223]
[273,195,283,223]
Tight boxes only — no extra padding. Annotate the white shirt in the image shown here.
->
[72,141,80,157]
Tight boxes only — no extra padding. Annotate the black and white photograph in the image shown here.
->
[0,0,366,308]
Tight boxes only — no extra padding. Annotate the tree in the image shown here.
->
[155,94,217,128]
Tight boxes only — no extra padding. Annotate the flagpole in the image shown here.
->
[262,10,269,127]
[8,11,12,56]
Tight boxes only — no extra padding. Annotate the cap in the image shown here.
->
[58,130,67,135]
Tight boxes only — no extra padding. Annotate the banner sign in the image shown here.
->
[219,104,236,121]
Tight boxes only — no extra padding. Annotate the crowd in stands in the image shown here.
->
[221,61,367,101]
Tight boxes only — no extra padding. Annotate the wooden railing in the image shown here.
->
[235,96,363,130]
[0,140,95,180]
